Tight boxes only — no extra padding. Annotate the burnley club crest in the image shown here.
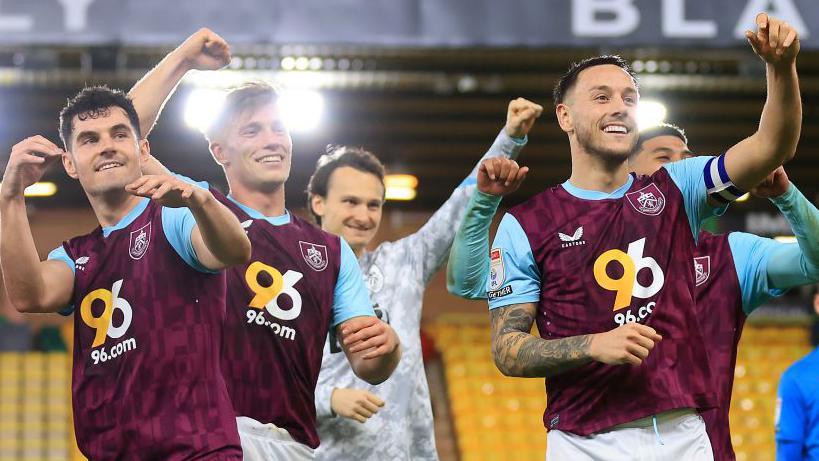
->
[299,241,328,271]
[694,256,711,286]
[626,183,666,216]
[129,222,151,260]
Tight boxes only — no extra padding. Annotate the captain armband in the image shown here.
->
[704,154,746,204]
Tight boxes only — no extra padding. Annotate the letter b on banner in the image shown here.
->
[572,0,640,37]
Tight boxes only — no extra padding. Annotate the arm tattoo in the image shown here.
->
[490,303,593,378]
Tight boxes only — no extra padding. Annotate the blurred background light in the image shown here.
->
[636,99,667,131]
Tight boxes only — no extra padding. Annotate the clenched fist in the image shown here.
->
[589,322,663,366]
[505,98,543,138]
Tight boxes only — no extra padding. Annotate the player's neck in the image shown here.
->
[350,243,366,258]
[88,190,144,228]
[228,180,286,217]
[568,145,631,193]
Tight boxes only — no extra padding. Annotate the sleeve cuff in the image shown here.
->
[474,190,504,208]
[331,310,376,328]
[315,384,337,419]
[770,183,798,208]
[497,129,528,159]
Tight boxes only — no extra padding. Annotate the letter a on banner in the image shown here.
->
[733,0,809,39]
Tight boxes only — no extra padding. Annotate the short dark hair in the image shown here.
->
[636,123,689,151]
[59,86,142,149]
[306,145,386,225]
[205,81,279,141]
[552,55,638,106]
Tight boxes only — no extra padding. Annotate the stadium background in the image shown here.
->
[0,1,817,460]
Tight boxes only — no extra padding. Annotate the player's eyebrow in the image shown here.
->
[588,85,612,93]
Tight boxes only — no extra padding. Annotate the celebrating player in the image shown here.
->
[448,12,800,460]
[632,124,819,461]
[128,29,402,460]
[1,87,251,460]
[308,97,540,461]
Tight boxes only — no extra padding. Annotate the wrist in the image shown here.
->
[475,189,504,203]
[587,333,601,362]
[171,47,197,74]
[504,126,526,141]
[329,388,340,417]
[770,182,797,206]
[0,187,26,205]
[768,60,798,76]
[187,188,214,211]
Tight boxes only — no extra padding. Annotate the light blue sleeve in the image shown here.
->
[776,369,807,460]
[769,183,819,284]
[728,232,788,315]
[46,246,75,316]
[486,213,541,309]
[663,156,728,239]
[47,246,75,274]
[447,191,502,300]
[331,239,376,327]
[161,173,214,274]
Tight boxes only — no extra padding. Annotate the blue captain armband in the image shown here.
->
[704,154,746,204]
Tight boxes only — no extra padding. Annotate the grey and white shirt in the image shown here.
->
[314,129,526,461]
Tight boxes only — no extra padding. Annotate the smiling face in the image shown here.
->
[62,106,147,196]
[311,166,384,253]
[210,101,294,192]
[557,64,639,161]
[630,134,694,176]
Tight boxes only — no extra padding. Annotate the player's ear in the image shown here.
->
[311,194,326,218]
[556,103,573,133]
[813,292,819,316]
[210,142,228,167]
[137,138,150,163]
[62,150,79,180]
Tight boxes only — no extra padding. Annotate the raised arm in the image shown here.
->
[446,157,528,299]
[403,98,540,285]
[129,28,230,137]
[749,168,819,291]
[125,175,250,269]
[720,13,801,195]
[490,303,663,378]
[0,136,74,313]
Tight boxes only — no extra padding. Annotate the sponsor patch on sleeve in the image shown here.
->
[487,248,513,299]
[487,285,513,299]
[488,248,505,291]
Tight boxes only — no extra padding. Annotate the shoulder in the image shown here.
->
[698,231,730,249]
[509,186,561,214]
[291,215,341,248]
[778,352,818,395]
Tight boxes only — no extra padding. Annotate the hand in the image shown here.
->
[330,388,385,423]
[478,157,528,197]
[125,175,209,209]
[589,323,662,366]
[745,12,800,66]
[505,98,544,138]
[751,166,790,198]
[341,316,399,359]
[1,136,63,200]
[178,28,231,71]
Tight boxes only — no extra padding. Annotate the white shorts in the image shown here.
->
[546,409,714,461]
[236,416,315,461]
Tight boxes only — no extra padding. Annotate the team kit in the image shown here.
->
[0,10,815,461]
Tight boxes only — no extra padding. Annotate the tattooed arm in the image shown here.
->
[489,303,663,378]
